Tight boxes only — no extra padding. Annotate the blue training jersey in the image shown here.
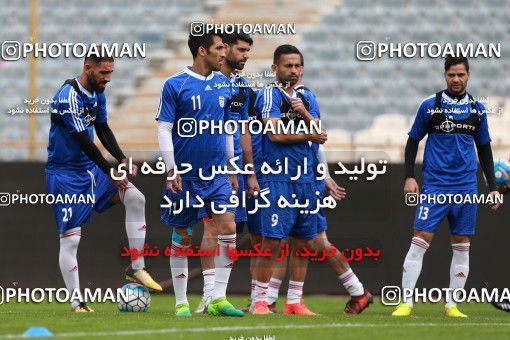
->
[247,87,263,174]
[255,85,320,183]
[155,67,233,180]
[295,84,322,182]
[229,73,250,158]
[46,79,107,172]
[408,90,491,190]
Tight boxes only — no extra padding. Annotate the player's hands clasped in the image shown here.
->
[404,177,420,195]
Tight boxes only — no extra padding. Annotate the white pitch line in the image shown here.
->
[1,322,510,339]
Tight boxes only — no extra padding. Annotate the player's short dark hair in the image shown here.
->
[188,32,222,59]
[445,56,469,72]
[273,44,303,65]
[222,32,253,46]
[84,55,114,64]
[84,45,114,65]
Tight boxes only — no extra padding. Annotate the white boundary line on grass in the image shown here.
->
[1,322,510,339]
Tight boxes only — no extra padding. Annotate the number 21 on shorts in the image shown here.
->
[62,207,73,222]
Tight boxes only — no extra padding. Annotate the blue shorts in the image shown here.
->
[315,180,328,233]
[45,166,118,234]
[198,172,247,223]
[161,175,235,229]
[259,181,318,240]
[413,188,478,235]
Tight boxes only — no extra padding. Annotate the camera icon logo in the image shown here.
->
[1,41,22,61]
[405,193,419,206]
[356,40,376,61]
[381,286,401,306]
[177,118,197,138]
[190,22,205,37]
[0,193,11,207]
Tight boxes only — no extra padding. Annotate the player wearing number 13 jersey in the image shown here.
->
[393,56,502,318]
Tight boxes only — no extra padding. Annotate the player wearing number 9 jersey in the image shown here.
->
[393,56,502,318]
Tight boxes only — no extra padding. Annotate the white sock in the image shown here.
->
[59,227,83,309]
[170,241,188,306]
[445,243,470,308]
[402,237,429,307]
[254,280,269,303]
[338,269,364,296]
[250,279,257,301]
[122,185,146,270]
[202,269,215,300]
[213,234,236,300]
[287,280,304,304]
[267,278,282,305]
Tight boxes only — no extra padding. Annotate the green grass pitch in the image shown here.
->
[1,295,509,339]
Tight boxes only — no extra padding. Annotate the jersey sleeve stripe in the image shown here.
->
[261,88,272,119]
[68,88,85,132]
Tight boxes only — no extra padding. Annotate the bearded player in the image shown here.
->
[46,53,162,313]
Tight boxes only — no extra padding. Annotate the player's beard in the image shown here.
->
[87,73,106,93]
[227,57,246,71]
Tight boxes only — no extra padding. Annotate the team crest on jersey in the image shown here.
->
[83,113,96,125]
[281,108,300,121]
[219,96,225,108]
[439,118,455,133]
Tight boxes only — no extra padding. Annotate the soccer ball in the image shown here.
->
[494,159,510,194]
[117,283,151,312]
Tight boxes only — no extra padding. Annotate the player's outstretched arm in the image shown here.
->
[404,137,420,194]
[476,142,501,210]
[71,131,128,189]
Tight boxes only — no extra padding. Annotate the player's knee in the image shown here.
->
[59,228,81,249]
[261,237,280,251]
[172,227,192,246]
[413,231,433,244]
[123,187,145,211]
[250,234,262,246]
[451,235,470,244]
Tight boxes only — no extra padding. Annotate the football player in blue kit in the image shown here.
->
[260,64,373,314]
[156,31,244,317]
[194,32,260,313]
[392,56,502,318]
[250,45,327,315]
[46,54,162,313]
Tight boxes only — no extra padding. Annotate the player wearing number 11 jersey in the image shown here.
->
[156,32,244,317]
